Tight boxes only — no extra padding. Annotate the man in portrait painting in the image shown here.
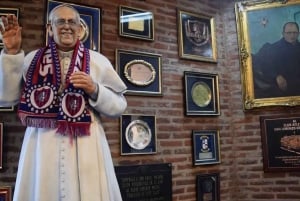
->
[252,21,300,98]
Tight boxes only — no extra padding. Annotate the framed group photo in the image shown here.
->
[184,71,220,116]
[46,0,102,51]
[177,9,217,63]
[235,0,300,109]
[192,130,221,166]
[119,5,154,41]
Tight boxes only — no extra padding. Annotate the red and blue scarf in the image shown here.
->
[18,38,91,137]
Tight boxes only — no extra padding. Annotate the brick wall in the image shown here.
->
[1,0,300,201]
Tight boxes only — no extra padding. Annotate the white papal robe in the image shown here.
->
[0,49,127,201]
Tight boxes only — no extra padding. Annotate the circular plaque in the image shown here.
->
[79,18,89,43]
[191,81,212,107]
[125,120,152,150]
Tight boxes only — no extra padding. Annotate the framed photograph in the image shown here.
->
[0,123,2,169]
[260,114,300,172]
[177,9,217,63]
[0,8,19,49]
[119,5,154,41]
[46,0,101,51]
[235,1,300,109]
[120,114,156,155]
[116,49,162,96]
[184,71,220,116]
[192,130,221,166]
[196,172,220,201]
[0,186,12,201]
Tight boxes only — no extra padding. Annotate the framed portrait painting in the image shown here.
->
[46,0,101,51]
[0,8,19,49]
[235,0,300,109]
[0,186,12,201]
[177,9,217,63]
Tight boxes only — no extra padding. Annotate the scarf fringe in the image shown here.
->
[57,121,90,137]
[19,115,57,129]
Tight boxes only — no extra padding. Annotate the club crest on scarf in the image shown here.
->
[18,38,91,137]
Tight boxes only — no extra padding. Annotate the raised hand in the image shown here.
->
[0,14,22,54]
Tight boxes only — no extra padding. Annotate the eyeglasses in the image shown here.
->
[284,31,299,35]
[53,18,79,28]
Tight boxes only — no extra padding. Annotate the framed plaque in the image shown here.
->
[0,8,19,49]
[184,71,220,116]
[46,0,101,51]
[119,5,154,41]
[120,114,156,155]
[177,9,217,63]
[116,49,162,96]
[0,186,11,201]
[0,123,2,169]
[196,173,220,201]
[260,114,300,172]
[192,130,221,166]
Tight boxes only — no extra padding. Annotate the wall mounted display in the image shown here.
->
[0,186,12,201]
[116,49,162,96]
[0,123,2,169]
[0,8,19,49]
[184,71,220,116]
[235,0,300,109]
[46,0,101,51]
[196,172,220,201]
[177,9,217,63]
[192,130,221,166]
[120,114,156,155]
[260,114,300,172]
[119,5,154,41]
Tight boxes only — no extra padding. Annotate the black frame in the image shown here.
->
[196,173,220,201]
[120,114,156,155]
[184,71,220,116]
[178,9,217,63]
[46,0,101,51]
[116,49,162,96]
[192,130,221,166]
[119,5,154,41]
[260,114,300,172]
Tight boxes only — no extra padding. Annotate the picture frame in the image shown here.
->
[116,49,162,96]
[0,123,2,169]
[119,5,154,41]
[192,130,221,166]
[235,1,300,109]
[120,114,156,155]
[0,8,19,49]
[260,114,300,172]
[0,106,14,112]
[177,9,217,63]
[46,0,101,51]
[0,186,12,201]
[196,172,220,201]
[184,71,220,116]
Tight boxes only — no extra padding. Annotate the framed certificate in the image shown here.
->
[192,130,221,166]
[120,114,156,155]
[119,5,154,41]
[184,71,220,116]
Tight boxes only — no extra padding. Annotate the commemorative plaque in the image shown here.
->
[115,163,172,201]
[196,173,220,201]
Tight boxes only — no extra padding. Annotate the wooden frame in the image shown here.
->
[0,123,2,169]
[235,0,300,109]
[184,71,220,116]
[116,49,162,96]
[260,114,300,172]
[119,5,154,41]
[0,8,19,48]
[120,114,157,155]
[46,0,102,51]
[192,130,221,166]
[177,9,217,62]
[196,173,220,201]
[0,186,12,201]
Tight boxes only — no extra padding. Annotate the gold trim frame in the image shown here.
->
[177,9,217,62]
[235,0,300,109]
[0,186,12,201]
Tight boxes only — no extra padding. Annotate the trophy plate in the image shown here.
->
[191,81,212,107]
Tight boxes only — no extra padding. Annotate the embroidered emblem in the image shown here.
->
[61,90,86,121]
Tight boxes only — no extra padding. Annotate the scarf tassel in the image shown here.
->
[57,121,91,137]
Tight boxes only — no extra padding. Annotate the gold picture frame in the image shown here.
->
[235,0,300,109]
